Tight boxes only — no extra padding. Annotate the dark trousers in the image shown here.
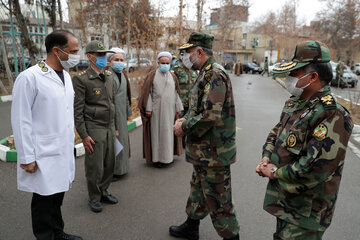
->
[31,192,65,240]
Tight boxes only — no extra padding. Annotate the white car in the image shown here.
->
[125,58,152,72]
[354,63,360,75]
[268,63,281,75]
[330,61,358,88]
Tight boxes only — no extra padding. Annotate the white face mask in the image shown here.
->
[182,53,193,70]
[57,48,80,69]
[285,73,312,97]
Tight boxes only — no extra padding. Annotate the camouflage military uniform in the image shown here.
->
[263,86,353,239]
[335,63,345,87]
[266,40,354,239]
[171,58,198,117]
[181,57,239,238]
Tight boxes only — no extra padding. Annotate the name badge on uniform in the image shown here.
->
[93,88,102,95]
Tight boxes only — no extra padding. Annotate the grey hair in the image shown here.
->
[303,62,333,84]
[194,46,213,57]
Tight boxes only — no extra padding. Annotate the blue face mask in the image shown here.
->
[160,64,170,73]
[171,60,176,65]
[113,61,125,72]
[94,56,107,70]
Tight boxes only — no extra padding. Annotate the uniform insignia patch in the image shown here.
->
[313,123,327,141]
[287,133,297,147]
[42,67,48,72]
[321,95,333,105]
[205,64,211,70]
[98,42,104,49]
[95,90,101,95]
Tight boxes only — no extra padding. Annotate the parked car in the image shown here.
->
[330,61,358,88]
[354,63,360,75]
[71,59,89,71]
[125,58,152,72]
[242,62,263,74]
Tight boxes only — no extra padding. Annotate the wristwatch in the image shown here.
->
[270,167,278,179]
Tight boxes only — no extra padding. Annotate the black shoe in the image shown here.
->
[55,232,83,240]
[153,162,164,168]
[88,201,102,213]
[100,194,118,204]
[169,217,200,240]
[224,235,240,240]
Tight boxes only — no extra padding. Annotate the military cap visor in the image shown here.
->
[272,40,330,74]
[179,32,214,50]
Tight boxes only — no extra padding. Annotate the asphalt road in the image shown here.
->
[1,73,360,239]
[0,101,12,138]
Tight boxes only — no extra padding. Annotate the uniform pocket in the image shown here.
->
[35,135,62,159]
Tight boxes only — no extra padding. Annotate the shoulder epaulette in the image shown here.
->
[212,62,227,74]
[105,70,112,75]
[78,71,86,76]
[320,94,336,109]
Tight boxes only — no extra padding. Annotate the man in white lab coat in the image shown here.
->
[11,30,83,240]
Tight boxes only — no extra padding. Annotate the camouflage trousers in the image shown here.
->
[274,218,324,240]
[186,165,240,239]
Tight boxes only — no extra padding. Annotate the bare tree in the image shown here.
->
[57,0,63,29]
[1,0,39,64]
[196,0,205,31]
[313,0,360,63]
[253,0,300,61]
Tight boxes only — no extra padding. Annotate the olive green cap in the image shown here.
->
[179,32,214,50]
[273,40,331,74]
[85,40,112,53]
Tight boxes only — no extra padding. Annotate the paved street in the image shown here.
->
[0,101,12,138]
[1,73,360,239]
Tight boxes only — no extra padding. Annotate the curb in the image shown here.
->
[0,95,12,103]
[0,116,143,162]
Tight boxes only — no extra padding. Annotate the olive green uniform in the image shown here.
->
[73,67,118,203]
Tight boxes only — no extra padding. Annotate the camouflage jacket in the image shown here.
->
[72,67,118,139]
[181,57,236,167]
[262,85,353,231]
[171,59,198,110]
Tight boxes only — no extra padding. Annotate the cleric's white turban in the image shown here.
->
[157,51,172,61]
[106,47,126,61]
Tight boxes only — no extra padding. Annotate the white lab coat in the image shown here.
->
[11,61,75,196]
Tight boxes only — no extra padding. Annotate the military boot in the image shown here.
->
[223,235,240,240]
[169,217,200,240]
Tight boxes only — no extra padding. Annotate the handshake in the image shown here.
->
[173,117,186,137]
